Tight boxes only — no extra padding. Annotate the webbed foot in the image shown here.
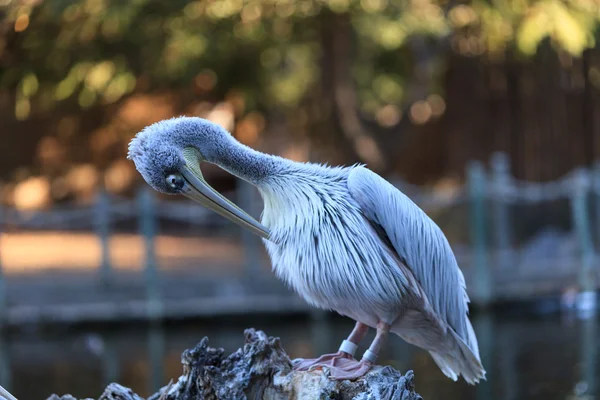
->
[293,352,373,380]
[321,359,373,380]
[292,350,354,371]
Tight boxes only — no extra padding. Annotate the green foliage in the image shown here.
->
[2,0,600,120]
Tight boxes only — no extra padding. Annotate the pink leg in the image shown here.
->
[321,321,391,381]
[293,322,369,371]
[360,321,390,364]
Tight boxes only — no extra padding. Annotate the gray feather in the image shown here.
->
[128,116,485,384]
[347,167,470,344]
[258,163,417,327]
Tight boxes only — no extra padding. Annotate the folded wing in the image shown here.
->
[347,166,470,340]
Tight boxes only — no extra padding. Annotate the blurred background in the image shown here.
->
[0,0,600,399]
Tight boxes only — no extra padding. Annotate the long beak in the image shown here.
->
[180,166,270,240]
[0,385,17,400]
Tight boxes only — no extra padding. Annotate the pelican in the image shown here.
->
[127,116,486,383]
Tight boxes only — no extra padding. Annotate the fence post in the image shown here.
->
[468,161,492,308]
[0,202,9,391]
[236,181,262,279]
[490,152,513,269]
[0,204,8,328]
[0,332,10,393]
[148,321,165,394]
[94,189,112,286]
[595,161,600,250]
[580,315,597,397]
[102,335,119,385]
[474,312,494,400]
[569,170,596,316]
[0,204,6,327]
[138,187,162,321]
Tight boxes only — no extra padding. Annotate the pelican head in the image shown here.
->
[127,116,270,239]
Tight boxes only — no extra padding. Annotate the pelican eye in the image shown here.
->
[166,173,185,191]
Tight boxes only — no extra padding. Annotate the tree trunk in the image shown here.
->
[47,329,422,400]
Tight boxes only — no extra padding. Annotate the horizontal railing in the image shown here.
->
[0,152,599,323]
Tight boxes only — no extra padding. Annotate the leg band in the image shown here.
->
[339,339,358,356]
[362,349,378,363]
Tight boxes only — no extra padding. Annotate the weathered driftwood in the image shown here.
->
[48,328,422,400]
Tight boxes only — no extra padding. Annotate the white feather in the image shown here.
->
[258,164,413,326]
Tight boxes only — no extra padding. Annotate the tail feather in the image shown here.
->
[430,352,458,382]
[432,320,486,385]
[429,345,485,385]
[393,310,486,384]
[464,317,481,361]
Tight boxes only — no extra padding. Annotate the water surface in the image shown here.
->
[1,311,596,400]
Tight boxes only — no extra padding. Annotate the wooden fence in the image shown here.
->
[466,154,599,309]
[0,152,599,325]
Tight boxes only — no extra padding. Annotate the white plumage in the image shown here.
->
[128,116,486,384]
[259,163,484,384]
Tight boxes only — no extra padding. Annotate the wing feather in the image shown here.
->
[347,166,469,338]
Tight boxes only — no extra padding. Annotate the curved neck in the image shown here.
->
[212,137,292,186]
